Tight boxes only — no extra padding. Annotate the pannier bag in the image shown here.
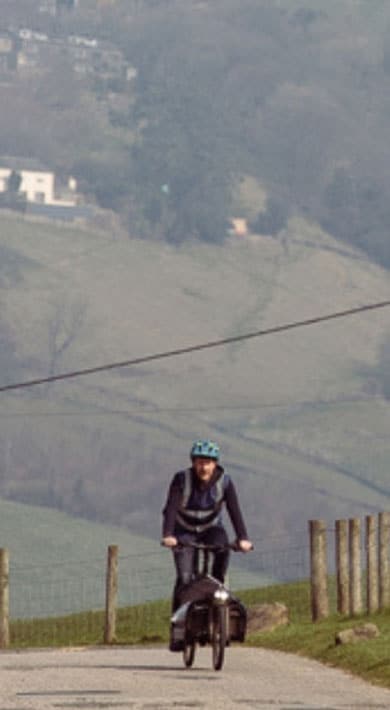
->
[170,602,191,648]
[171,580,247,644]
[228,597,247,642]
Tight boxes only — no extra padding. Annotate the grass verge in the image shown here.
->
[10,599,171,648]
[240,582,390,690]
[10,580,390,690]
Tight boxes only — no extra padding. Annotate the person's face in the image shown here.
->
[192,457,217,482]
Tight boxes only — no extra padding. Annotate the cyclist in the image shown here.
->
[162,439,252,622]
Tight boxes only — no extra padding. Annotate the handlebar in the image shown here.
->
[161,540,253,552]
[180,541,244,552]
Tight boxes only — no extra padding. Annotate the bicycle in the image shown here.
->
[166,541,251,671]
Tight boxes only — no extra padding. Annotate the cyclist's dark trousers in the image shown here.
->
[172,526,229,612]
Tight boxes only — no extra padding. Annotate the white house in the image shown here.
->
[0,163,77,206]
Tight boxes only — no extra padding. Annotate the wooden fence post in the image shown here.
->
[379,512,390,610]
[104,545,118,644]
[309,520,329,621]
[0,549,10,648]
[349,518,362,615]
[335,519,349,615]
[366,515,379,614]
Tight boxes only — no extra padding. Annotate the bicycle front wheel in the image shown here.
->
[183,638,196,668]
[212,605,227,671]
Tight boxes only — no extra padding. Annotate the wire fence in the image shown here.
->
[10,557,107,619]
[9,534,311,618]
[5,516,387,648]
[5,529,311,647]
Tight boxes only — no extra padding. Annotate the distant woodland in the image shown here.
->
[0,0,390,265]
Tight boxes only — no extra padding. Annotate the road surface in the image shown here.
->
[1,646,390,709]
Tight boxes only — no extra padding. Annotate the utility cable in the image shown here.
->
[0,394,382,418]
[0,300,389,393]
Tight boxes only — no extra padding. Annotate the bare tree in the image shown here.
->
[46,297,86,393]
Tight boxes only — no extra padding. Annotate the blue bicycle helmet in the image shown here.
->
[190,440,220,460]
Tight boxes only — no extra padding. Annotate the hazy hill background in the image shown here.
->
[1,0,390,263]
[0,0,389,569]
[0,211,388,553]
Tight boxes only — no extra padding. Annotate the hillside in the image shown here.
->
[0,210,389,549]
[1,1,390,264]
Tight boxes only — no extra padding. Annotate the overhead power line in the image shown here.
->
[0,394,382,418]
[0,300,389,394]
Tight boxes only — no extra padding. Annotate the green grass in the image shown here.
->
[10,577,390,689]
[9,578,310,649]
[9,580,306,648]
[247,610,390,690]
[10,598,172,648]
[242,581,390,690]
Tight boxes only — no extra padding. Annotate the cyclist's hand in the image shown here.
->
[238,539,253,553]
[162,536,178,547]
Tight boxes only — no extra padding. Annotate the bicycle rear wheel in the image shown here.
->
[212,605,227,671]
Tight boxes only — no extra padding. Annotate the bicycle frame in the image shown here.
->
[167,541,248,670]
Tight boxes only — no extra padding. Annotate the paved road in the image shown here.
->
[1,646,390,710]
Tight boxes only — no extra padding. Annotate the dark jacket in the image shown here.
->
[162,465,248,539]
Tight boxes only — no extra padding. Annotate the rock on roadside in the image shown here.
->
[335,623,380,645]
[247,602,289,633]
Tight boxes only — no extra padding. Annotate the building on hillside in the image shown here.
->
[39,0,79,14]
[16,28,51,73]
[14,28,134,83]
[230,218,249,237]
[67,37,132,82]
[0,30,20,73]
[39,0,56,15]
[0,159,78,206]
[57,0,79,9]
